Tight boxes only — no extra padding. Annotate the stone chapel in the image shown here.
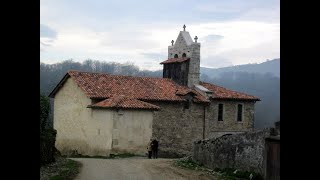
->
[49,25,260,157]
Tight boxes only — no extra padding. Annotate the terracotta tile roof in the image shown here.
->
[175,89,210,103]
[193,90,211,103]
[200,82,260,101]
[160,57,190,64]
[52,70,208,103]
[89,96,160,110]
[175,88,194,96]
[49,71,259,106]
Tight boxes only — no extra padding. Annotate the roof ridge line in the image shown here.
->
[68,70,165,80]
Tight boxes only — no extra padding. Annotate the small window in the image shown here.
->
[184,100,190,109]
[174,54,178,58]
[182,53,186,57]
[237,104,243,121]
[218,104,223,121]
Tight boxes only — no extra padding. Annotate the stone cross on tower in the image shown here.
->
[165,26,201,87]
[194,36,198,43]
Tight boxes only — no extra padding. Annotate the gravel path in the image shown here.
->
[71,157,216,180]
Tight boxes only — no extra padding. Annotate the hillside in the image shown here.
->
[201,58,280,78]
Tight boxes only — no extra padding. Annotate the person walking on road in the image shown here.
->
[147,138,153,159]
[152,138,159,159]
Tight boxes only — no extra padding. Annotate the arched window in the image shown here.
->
[174,54,178,58]
[182,53,186,57]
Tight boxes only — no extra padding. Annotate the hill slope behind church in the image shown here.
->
[201,58,280,78]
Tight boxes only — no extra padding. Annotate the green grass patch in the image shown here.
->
[175,159,204,171]
[213,168,263,180]
[49,159,81,180]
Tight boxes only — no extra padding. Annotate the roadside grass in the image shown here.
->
[174,158,263,180]
[213,167,264,180]
[175,158,204,171]
[45,158,81,180]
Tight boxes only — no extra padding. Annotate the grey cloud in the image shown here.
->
[201,56,233,68]
[99,31,158,49]
[40,41,51,47]
[218,41,280,62]
[203,34,224,43]
[141,53,167,61]
[238,8,280,23]
[40,24,57,39]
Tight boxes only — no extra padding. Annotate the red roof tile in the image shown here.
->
[200,82,260,101]
[89,96,160,110]
[49,71,259,105]
[175,88,210,103]
[175,88,194,96]
[160,57,190,64]
[192,90,211,103]
[52,70,207,103]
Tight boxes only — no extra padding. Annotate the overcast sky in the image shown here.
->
[40,0,280,70]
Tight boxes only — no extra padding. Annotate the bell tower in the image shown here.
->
[160,24,200,87]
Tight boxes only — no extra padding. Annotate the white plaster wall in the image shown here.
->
[54,78,113,156]
[54,77,154,156]
[112,110,153,155]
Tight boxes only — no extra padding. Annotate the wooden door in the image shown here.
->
[265,138,280,180]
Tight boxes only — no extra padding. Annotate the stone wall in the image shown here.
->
[150,101,205,157]
[148,99,256,158]
[193,129,270,174]
[188,43,200,87]
[168,32,193,59]
[207,100,255,138]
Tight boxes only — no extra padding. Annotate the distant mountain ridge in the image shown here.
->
[201,58,280,78]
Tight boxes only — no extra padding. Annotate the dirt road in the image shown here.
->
[72,157,216,180]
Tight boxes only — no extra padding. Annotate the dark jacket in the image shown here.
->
[152,140,158,150]
[147,141,152,151]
